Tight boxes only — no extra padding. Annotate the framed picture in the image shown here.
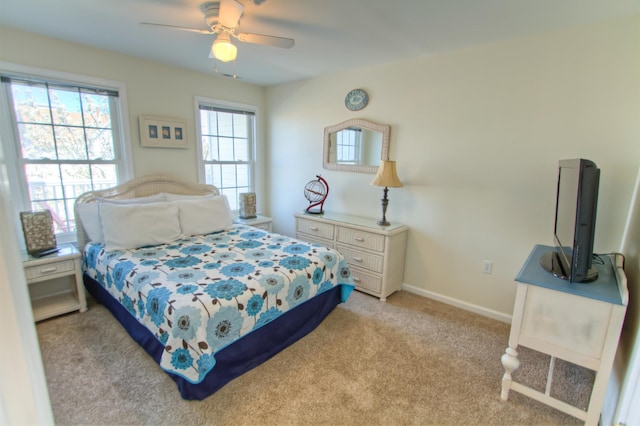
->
[20,210,57,255]
[239,192,257,219]
[139,115,188,148]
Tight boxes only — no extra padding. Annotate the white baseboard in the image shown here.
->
[401,283,512,324]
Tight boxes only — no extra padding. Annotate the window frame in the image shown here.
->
[0,61,134,245]
[336,128,363,165]
[194,96,258,213]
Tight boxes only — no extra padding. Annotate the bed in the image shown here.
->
[74,175,354,400]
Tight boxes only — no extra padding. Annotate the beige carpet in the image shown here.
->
[36,290,594,425]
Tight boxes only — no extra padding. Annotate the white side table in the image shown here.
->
[22,244,88,321]
[501,244,628,425]
[234,214,272,231]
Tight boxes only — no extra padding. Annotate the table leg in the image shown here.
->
[501,345,520,401]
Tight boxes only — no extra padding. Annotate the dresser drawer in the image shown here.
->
[336,226,385,252]
[25,259,75,281]
[297,218,335,240]
[337,244,384,273]
[296,233,335,249]
[350,268,382,293]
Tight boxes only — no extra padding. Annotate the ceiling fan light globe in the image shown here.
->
[212,36,237,62]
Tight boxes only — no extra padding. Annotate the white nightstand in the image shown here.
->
[21,243,88,321]
[234,214,272,231]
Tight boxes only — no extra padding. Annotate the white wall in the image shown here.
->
[0,102,53,424]
[603,163,640,425]
[265,16,640,317]
[0,26,268,212]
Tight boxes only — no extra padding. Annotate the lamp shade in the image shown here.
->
[212,33,237,62]
[370,160,403,188]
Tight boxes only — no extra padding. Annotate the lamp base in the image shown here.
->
[377,187,391,227]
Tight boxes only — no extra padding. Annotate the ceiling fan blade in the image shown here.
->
[219,0,244,29]
[236,32,295,48]
[140,22,214,35]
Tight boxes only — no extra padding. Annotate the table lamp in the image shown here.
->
[370,160,403,226]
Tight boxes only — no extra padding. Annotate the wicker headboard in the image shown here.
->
[74,174,220,249]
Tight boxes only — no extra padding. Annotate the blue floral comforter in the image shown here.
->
[83,224,354,383]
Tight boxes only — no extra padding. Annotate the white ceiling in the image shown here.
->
[2,0,639,87]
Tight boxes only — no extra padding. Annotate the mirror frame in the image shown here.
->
[323,118,390,174]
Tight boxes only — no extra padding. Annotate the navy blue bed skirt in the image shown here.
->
[83,274,346,400]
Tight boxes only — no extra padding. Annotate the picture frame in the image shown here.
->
[239,192,257,219]
[20,210,57,255]
[139,115,188,148]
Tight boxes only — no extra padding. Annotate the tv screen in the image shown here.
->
[541,159,600,283]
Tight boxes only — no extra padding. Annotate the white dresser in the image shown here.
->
[294,212,408,301]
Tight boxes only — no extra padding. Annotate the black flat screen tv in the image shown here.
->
[540,159,600,283]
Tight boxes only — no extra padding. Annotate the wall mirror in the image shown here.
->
[323,118,390,174]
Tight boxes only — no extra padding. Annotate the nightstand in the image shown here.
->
[21,243,88,321]
[234,214,272,231]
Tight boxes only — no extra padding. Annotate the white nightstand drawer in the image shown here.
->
[336,226,385,252]
[234,214,272,232]
[337,244,384,273]
[252,222,271,231]
[25,260,75,281]
[297,218,334,240]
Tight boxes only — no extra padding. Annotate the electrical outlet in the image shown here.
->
[482,260,493,274]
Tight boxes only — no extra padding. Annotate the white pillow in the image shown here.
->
[164,192,216,202]
[100,201,181,251]
[76,194,167,243]
[76,203,104,243]
[175,196,233,237]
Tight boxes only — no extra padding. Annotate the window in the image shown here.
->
[0,69,132,244]
[197,100,255,211]
[336,128,362,165]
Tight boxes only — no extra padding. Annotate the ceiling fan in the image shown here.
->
[141,0,295,63]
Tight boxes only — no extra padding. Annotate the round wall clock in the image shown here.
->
[345,89,369,111]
